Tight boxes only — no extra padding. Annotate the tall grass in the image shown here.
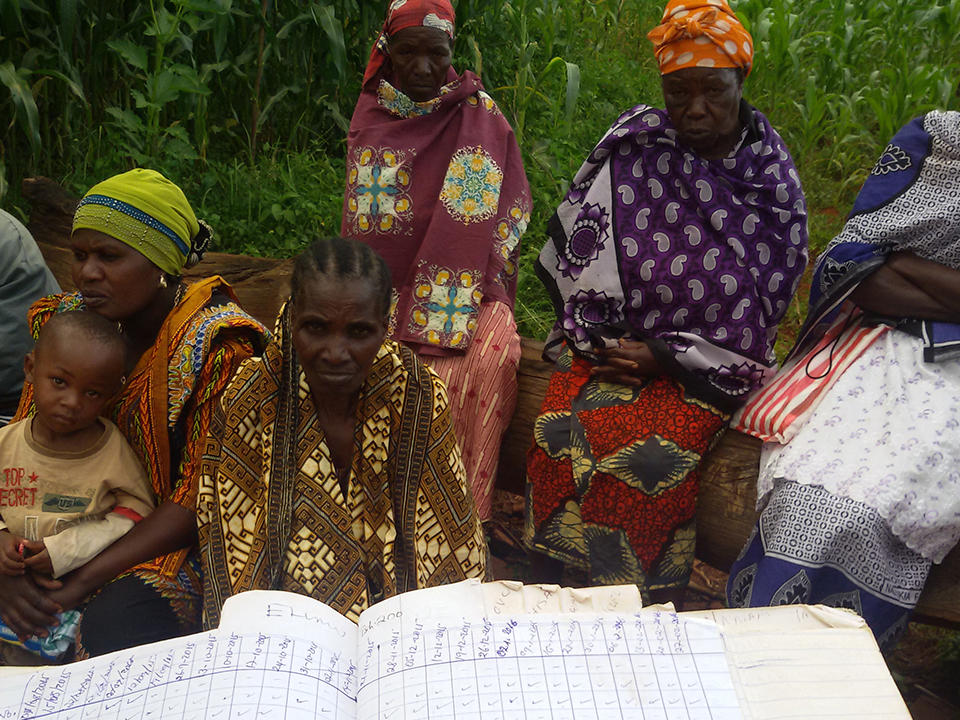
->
[3,0,960,340]
[0,0,380,178]
[736,0,960,211]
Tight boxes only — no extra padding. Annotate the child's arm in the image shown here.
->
[0,530,26,575]
[34,439,155,579]
[32,510,145,578]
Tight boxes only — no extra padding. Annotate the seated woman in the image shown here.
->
[4,169,268,656]
[525,0,808,605]
[341,0,531,521]
[728,111,960,651]
[199,237,487,626]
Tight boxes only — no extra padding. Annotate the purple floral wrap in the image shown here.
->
[537,103,808,409]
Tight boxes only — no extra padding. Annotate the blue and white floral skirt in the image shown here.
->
[727,480,932,652]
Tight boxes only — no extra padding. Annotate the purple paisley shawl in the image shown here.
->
[537,102,808,410]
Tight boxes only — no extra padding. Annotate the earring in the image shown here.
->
[159,275,168,289]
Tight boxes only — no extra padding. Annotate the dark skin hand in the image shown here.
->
[591,340,666,384]
[0,530,27,575]
[850,252,960,322]
[0,573,62,641]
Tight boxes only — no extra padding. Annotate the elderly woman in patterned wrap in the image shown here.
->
[3,169,268,656]
[341,0,531,522]
[524,0,808,605]
[198,237,486,628]
[728,111,960,650]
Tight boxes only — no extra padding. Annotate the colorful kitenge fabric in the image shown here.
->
[525,345,728,591]
[16,277,268,584]
[728,481,932,652]
[728,112,960,644]
[343,48,530,355]
[647,0,754,76]
[536,102,807,412]
[198,307,487,628]
[796,110,960,360]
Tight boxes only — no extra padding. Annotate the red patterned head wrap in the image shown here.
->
[363,0,456,86]
[647,0,753,77]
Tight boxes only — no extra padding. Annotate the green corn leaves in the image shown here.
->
[0,60,42,160]
[0,0,375,177]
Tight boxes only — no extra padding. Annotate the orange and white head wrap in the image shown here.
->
[647,0,753,76]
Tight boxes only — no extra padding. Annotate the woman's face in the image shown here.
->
[71,229,164,322]
[291,276,389,400]
[662,67,743,159]
[388,26,452,102]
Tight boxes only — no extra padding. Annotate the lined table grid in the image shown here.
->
[0,612,742,720]
[0,632,358,720]
[356,612,742,720]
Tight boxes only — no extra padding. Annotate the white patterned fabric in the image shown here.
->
[757,482,932,607]
[728,480,931,651]
[759,328,960,562]
[802,111,960,339]
[813,111,960,301]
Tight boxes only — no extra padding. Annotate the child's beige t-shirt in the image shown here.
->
[0,418,154,577]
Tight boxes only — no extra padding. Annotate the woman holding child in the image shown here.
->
[2,169,268,657]
[0,312,154,661]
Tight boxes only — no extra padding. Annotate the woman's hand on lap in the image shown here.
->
[44,572,90,614]
[0,573,61,640]
[591,340,665,384]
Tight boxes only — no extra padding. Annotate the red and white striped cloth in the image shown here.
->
[733,302,889,444]
[420,301,520,520]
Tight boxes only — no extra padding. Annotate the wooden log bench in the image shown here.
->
[21,177,960,627]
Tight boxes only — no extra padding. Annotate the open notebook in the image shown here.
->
[0,579,910,720]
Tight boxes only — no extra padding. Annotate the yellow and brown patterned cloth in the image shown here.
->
[198,307,487,627]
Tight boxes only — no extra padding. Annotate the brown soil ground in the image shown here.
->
[487,490,960,720]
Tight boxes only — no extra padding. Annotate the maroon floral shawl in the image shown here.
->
[342,69,530,355]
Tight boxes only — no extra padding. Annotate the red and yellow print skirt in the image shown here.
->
[524,346,728,591]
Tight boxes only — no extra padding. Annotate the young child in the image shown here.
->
[0,311,154,661]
